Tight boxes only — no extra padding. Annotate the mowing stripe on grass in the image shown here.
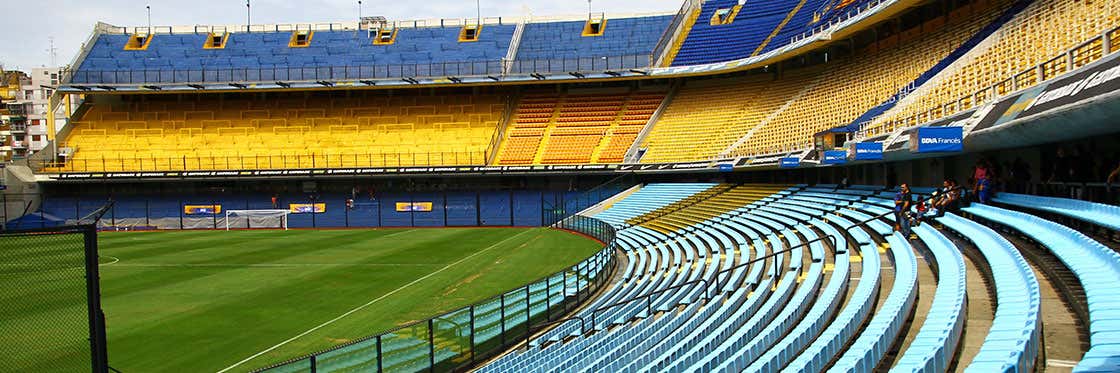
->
[109,263,441,268]
[216,228,538,373]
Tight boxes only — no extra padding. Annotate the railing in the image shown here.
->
[33,151,487,173]
[542,234,837,338]
[506,55,652,75]
[524,184,960,346]
[252,214,619,373]
[789,0,893,47]
[543,174,637,226]
[857,26,1120,139]
[65,54,655,86]
[650,0,696,67]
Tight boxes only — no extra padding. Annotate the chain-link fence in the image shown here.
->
[254,215,618,373]
[0,225,108,373]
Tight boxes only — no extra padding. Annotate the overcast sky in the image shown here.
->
[0,0,680,72]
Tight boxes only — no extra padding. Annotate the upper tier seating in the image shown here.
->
[511,15,673,72]
[732,0,1014,156]
[56,93,504,172]
[638,75,810,163]
[496,89,666,165]
[74,25,516,83]
[868,0,1120,136]
[671,0,801,66]
[756,0,831,55]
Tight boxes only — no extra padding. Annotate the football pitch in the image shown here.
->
[84,228,598,372]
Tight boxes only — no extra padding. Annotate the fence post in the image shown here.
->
[376,336,383,373]
[428,319,435,373]
[469,305,476,364]
[309,356,317,373]
[525,285,531,336]
[84,226,109,373]
[1103,31,1112,55]
[545,275,552,321]
[499,294,506,347]
[310,198,317,228]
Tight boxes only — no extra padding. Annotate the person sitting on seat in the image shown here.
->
[930,179,961,219]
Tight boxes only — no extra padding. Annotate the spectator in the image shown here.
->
[271,193,278,208]
[931,179,961,219]
[1011,157,1032,194]
[973,158,992,204]
[1050,147,1072,183]
[1071,145,1091,199]
[894,183,913,239]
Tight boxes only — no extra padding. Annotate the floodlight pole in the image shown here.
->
[358,1,363,22]
[146,5,151,31]
[588,0,592,20]
[246,0,251,33]
[477,0,481,23]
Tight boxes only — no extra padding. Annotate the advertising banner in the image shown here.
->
[851,142,884,160]
[822,150,848,165]
[184,205,221,215]
[289,203,326,214]
[913,127,963,153]
[779,158,800,168]
[395,202,434,212]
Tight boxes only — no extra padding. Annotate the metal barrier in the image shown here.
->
[0,224,108,372]
[66,55,654,86]
[33,151,487,174]
[252,214,618,372]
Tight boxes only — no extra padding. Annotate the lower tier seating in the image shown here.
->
[478,183,1116,373]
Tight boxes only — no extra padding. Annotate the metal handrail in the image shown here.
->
[36,151,488,173]
[541,233,836,338]
[525,185,964,345]
[856,26,1119,140]
[65,54,654,86]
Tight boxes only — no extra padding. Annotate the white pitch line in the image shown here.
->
[216,228,538,373]
[110,263,440,268]
[100,256,120,266]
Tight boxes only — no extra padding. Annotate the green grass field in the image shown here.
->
[61,228,596,372]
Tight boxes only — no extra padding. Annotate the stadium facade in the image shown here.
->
[3,0,1120,371]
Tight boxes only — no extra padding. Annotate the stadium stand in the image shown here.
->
[495,88,665,165]
[55,92,505,172]
[937,212,1041,372]
[891,225,968,373]
[731,0,1016,156]
[511,15,674,72]
[867,0,1120,136]
[966,203,1120,371]
[638,74,812,163]
[993,193,1120,231]
[755,0,831,55]
[670,0,801,66]
[474,182,1120,373]
[74,25,517,83]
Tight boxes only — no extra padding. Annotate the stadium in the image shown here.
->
[1,0,1119,371]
